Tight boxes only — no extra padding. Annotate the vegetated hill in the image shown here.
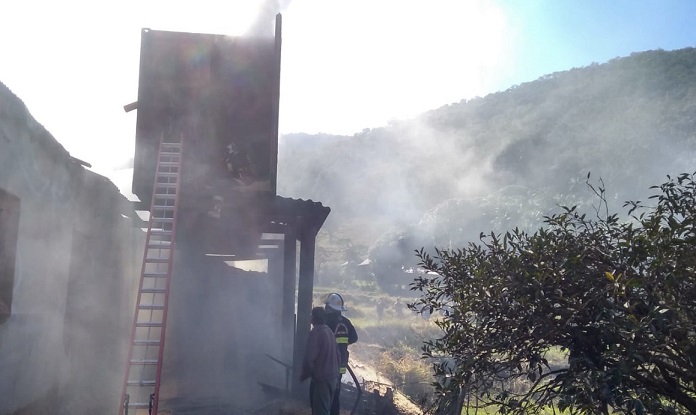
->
[277,48,696,263]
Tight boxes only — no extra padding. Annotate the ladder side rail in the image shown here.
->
[119,134,167,414]
[119,134,180,415]
[150,135,183,415]
[119,209,158,414]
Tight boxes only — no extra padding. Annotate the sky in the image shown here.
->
[1,0,695,198]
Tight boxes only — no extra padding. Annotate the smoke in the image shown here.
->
[1,81,291,413]
[282,49,696,282]
[0,86,145,412]
[160,250,290,413]
[278,116,497,251]
[246,0,292,37]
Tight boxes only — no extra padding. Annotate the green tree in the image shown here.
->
[411,173,696,415]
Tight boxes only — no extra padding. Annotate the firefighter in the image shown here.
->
[323,292,358,415]
[224,142,257,185]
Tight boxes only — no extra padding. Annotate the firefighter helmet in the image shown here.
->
[324,292,347,312]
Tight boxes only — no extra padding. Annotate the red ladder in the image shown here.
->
[120,138,182,415]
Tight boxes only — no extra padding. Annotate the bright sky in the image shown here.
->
[1,0,695,197]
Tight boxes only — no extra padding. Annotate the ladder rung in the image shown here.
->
[154,194,176,200]
[130,359,159,365]
[157,172,178,178]
[136,322,162,328]
[146,239,172,245]
[147,235,172,240]
[153,204,175,210]
[138,304,164,310]
[146,246,171,252]
[145,255,171,262]
[127,402,151,409]
[141,288,166,294]
[158,162,180,167]
[134,339,160,346]
[144,245,169,252]
[154,183,178,189]
[149,234,173,243]
[155,178,177,183]
[151,217,174,223]
[139,305,165,310]
[145,258,170,264]
[147,242,171,248]
[127,380,156,386]
[149,229,172,235]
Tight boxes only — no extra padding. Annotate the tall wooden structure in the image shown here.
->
[122,14,330,414]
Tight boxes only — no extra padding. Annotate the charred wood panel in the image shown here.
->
[133,27,281,207]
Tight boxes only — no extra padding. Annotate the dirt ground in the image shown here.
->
[252,342,423,415]
[348,343,423,415]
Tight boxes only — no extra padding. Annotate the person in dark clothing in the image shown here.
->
[300,306,340,415]
[224,142,257,185]
[323,293,358,415]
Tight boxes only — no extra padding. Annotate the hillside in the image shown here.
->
[277,48,696,271]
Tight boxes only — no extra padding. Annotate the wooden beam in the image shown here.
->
[292,227,315,397]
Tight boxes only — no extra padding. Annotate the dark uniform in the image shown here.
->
[325,311,358,415]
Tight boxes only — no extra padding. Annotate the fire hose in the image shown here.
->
[347,365,362,415]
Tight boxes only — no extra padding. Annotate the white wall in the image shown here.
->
[0,82,143,414]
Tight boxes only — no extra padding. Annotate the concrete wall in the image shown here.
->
[0,82,144,414]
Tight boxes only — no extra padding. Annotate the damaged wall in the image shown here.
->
[0,81,144,414]
[159,252,288,413]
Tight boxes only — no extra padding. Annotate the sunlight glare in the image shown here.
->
[280,0,511,135]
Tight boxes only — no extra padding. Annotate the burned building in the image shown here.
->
[121,14,330,415]
[1,13,330,415]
